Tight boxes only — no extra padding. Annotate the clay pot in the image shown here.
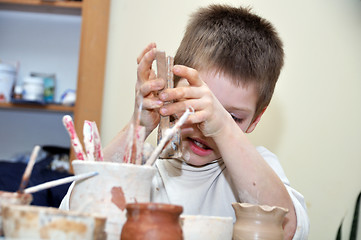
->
[180,215,233,240]
[232,202,288,240]
[0,190,32,236]
[121,203,183,240]
[2,205,106,240]
[70,161,156,240]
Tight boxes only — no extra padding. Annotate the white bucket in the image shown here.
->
[70,161,156,240]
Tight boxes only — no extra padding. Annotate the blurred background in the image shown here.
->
[101,0,361,239]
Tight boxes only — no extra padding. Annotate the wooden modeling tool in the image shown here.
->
[155,51,182,159]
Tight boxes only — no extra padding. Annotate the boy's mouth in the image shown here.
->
[187,137,213,156]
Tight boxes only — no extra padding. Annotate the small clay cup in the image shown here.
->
[232,202,288,240]
[121,202,183,240]
[0,190,32,236]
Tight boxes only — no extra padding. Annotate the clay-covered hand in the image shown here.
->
[134,43,165,136]
[158,65,231,138]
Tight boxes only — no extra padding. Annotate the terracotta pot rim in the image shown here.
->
[126,202,183,213]
[232,202,288,213]
[72,160,155,170]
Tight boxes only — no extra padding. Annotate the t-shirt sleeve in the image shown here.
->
[256,146,310,240]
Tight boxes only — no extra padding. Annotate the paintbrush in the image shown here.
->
[145,107,193,166]
[24,171,98,194]
[18,145,41,193]
[62,115,86,160]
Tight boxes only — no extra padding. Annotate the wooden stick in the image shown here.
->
[145,108,193,166]
[24,171,98,194]
[18,145,41,193]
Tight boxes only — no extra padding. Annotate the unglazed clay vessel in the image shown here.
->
[0,190,32,236]
[70,161,156,240]
[2,205,106,240]
[121,203,183,240]
[180,215,233,240]
[232,202,288,240]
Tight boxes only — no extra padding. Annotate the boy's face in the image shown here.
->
[180,70,260,166]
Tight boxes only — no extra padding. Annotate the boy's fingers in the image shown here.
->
[159,86,203,102]
[142,98,163,109]
[140,79,166,96]
[138,48,156,80]
[159,99,202,116]
[137,43,156,64]
[173,65,203,87]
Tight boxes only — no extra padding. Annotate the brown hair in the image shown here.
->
[174,4,284,119]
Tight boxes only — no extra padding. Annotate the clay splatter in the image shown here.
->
[111,187,126,211]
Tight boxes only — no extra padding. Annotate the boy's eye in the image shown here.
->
[230,113,243,123]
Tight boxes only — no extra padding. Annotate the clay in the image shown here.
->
[0,190,32,236]
[232,202,288,240]
[121,202,183,240]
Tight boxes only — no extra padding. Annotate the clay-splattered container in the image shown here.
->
[2,205,106,240]
[121,203,183,240]
[0,190,32,236]
[180,215,233,240]
[232,202,288,240]
[70,161,156,240]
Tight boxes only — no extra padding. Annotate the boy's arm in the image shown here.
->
[213,117,297,240]
[103,43,166,161]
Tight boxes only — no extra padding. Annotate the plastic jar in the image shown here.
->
[0,63,16,102]
[22,76,44,102]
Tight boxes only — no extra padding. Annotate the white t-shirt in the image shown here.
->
[60,146,309,239]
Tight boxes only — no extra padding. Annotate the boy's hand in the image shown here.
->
[134,43,166,135]
[159,65,231,138]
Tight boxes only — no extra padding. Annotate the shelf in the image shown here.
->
[0,101,74,112]
[0,0,82,15]
[0,0,82,8]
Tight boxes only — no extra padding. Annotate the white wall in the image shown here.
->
[101,0,361,239]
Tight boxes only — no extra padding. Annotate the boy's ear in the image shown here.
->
[246,107,267,133]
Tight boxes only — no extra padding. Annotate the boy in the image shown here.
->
[64,4,309,239]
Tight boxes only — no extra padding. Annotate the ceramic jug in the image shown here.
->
[232,202,288,240]
[121,203,183,240]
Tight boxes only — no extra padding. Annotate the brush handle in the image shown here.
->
[24,171,98,194]
[63,115,86,160]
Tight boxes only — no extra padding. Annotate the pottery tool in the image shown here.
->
[62,115,86,160]
[155,51,182,159]
[23,171,98,194]
[132,96,146,165]
[92,121,104,161]
[145,107,193,166]
[18,145,41,193]
[83,120,95,161]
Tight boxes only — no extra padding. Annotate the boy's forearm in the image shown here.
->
[103,122,131,162]
[213,119,297,239]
